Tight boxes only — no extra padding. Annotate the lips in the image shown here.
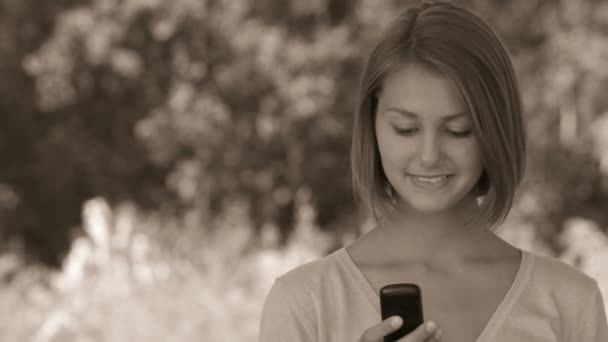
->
[407,174,454,189]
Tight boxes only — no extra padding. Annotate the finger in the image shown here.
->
[396,320,439,342]
[432,328,443,341]
[425,328,443,342]
[360,316,403,342]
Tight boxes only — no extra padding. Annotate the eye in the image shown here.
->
[446,129,472,138]
[393,127,418,136]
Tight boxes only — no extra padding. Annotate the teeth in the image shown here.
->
[413,176,448,184]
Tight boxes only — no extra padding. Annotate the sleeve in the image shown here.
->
[258,277,317,342]
[575,281,608,342]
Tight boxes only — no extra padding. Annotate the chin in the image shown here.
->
[398,192,474,214]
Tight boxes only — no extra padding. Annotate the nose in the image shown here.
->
[418,132,443,168]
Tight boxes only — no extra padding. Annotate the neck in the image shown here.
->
[375,198,491,263]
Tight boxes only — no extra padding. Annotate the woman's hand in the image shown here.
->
[358,316,443,342]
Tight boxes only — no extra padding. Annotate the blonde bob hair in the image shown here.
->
[350,1,526,230]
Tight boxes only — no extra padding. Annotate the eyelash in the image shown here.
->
[393,127,472,138]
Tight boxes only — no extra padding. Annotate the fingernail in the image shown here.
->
[426,321,437,333]
[391,316,403,328]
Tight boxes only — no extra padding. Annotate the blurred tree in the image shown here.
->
[1,0,608,267]
[0,0,97,266]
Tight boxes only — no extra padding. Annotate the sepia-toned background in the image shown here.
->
[1,0,608,340]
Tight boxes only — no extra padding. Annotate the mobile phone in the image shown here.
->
[380,283,424,342]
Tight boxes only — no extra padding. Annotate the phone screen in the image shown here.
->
[380,283,424,342]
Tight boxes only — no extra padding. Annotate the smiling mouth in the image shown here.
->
[407,174,454,187]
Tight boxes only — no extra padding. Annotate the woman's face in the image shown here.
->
[375,63,484,215]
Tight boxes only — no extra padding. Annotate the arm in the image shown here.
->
[258,278,317,342]
[576,281,608,342]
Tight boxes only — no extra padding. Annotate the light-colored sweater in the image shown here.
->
[258,247,608,341]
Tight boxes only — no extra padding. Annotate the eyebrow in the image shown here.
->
[385,108,467,122]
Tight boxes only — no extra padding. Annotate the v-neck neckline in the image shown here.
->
[338,246,533,342]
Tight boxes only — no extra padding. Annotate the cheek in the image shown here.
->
[376,129,412,164]
[452,141,483,171]
[374,123,390,159]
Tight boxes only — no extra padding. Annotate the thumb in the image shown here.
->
[360,316,403,341]
[399,321,439,342]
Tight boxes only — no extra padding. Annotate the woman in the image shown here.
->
[258,2,608,341]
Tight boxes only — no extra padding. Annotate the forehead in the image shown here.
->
[378,63,465,120]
